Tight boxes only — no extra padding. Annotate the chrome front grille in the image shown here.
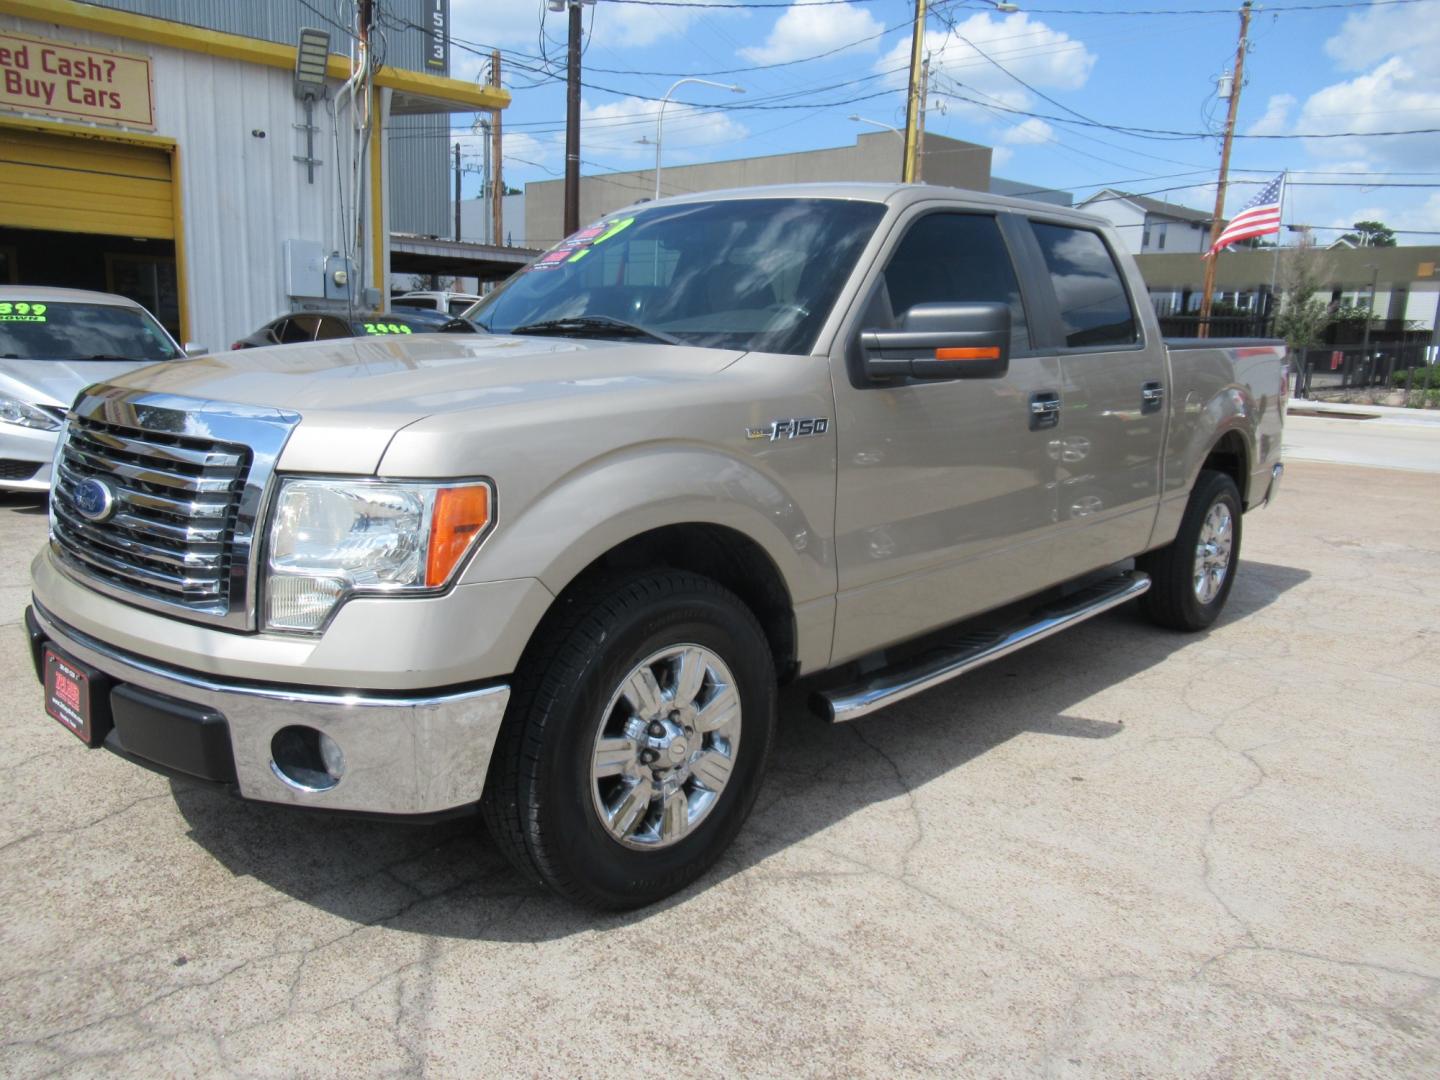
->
[52,415,251,614]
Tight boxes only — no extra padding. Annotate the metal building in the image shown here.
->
[0,0,503,350]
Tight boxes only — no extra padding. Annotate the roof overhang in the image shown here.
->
[390,234,538,281]
[0,0,509,113]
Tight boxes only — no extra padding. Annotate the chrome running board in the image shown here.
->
[814,571,1151,723]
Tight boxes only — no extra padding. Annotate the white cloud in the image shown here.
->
[1002,117,1054,145]
[1323,3,1440,72]
[990,146,1014,170]
[1295,57,1440,170]
[740,1,882,65]
[1246,93,1295,137]
[575,95,749,167]
[876,13,1095,127]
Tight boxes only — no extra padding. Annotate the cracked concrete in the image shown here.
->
[1,460,1437,1077]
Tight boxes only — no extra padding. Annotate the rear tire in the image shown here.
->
[1138,469,1243,632]
[482,570,777,909]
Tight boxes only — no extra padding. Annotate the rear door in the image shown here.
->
[1017,218,1166,579]
[829,207,1063,663]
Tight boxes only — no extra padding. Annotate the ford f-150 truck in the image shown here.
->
[25,184,1286,908]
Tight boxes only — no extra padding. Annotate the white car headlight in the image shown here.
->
[264,477,493,632]
[0,392,61,430]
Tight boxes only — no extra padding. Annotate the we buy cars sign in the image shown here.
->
[0,31,154,129]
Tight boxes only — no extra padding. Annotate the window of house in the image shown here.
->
[1156,223,1167,250]
[1029,222,1138,349]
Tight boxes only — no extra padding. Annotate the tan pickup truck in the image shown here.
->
[25,184,1286,907]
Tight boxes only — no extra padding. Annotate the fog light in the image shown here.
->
[270,725,345,792]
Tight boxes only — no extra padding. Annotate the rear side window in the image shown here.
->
[1030,223,1137,349]
[883,213,1029,348]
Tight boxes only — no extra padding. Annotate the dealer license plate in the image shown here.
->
[44,647,95,745]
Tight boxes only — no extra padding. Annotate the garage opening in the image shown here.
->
[0,126,180,337]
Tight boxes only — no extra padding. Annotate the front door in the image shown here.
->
[829,209,1062,664]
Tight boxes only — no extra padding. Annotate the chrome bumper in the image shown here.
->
[30,603,510,816]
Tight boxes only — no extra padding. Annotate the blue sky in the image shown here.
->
[446,0,1440,243]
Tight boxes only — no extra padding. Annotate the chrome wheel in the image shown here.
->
[1192,501,1234,605]
[589,644,742,850]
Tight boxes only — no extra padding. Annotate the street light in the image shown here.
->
[654,78,744,200]
[850,114,902,137]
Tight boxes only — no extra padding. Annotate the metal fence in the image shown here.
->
[1295,343,1435,395]
[1157,314,1274,339]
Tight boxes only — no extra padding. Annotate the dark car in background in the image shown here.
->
[231,308,479,349]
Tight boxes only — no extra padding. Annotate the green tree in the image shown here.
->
[1273,232,1332,357]
[1338,220,1397,247]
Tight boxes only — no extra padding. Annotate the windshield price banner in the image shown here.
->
[0,32,154,130]
[0,301,47,322]
[528,217,636,272]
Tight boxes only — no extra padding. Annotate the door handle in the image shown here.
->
[1030,391,1061,430]
[1141,381,1164,414]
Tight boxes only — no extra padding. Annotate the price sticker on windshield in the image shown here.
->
[0,301,48,322]
[528,216,637,271]
[363,322,412,335]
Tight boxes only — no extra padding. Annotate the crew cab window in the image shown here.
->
[881,214,1029,348]
[1029,223,1137,349]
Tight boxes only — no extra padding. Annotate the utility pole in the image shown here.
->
[453,142,461,241]
[1198,0,1253,338]
[915,55,930,183]
[1361,262,1379,359]
[901,0,927,184]
[563,2,582,235]
[490,50,503,247]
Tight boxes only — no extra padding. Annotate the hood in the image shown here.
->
[0,357,173,408]
[98,333,746,474]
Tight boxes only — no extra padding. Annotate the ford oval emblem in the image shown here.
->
[73,477,117,522]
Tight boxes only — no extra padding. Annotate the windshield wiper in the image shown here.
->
[56,353,172,362]
[509,315,681,345]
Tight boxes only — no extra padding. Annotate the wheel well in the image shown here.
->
[1201,431,1250,506]
[563,524,798,682]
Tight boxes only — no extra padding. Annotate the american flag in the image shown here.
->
[1205,173,1284,257]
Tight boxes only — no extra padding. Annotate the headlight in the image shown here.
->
[264,477,493,632]
[0,393,61,430]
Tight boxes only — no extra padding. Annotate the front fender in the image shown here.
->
[463,442,836,606]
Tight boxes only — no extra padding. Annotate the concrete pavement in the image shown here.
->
[1,461,1437,1077]
[1285,400,1440,473]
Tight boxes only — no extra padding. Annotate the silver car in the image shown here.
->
[0,287,185,493]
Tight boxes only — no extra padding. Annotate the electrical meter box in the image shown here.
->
[284,240,325,299]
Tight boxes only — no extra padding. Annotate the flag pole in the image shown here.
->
[1198,0,1254,339]
[1267,170,1286,333]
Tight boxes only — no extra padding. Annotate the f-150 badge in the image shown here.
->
[746,417,830,441]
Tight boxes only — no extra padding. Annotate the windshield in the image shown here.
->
[465,197,886,355]
[0,299,181,362]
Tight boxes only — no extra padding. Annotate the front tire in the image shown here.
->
[482,571,777,909]
[1138,469,1243,631]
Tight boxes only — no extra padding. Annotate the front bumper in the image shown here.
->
[0,422,58,492]
[27,603,511,816]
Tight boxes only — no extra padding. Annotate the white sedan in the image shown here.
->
[0,287,188,493]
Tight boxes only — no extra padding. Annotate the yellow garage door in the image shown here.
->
[0,127,173,240]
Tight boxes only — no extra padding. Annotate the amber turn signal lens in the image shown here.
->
[934,346,1000,361]
[425,485,492,587]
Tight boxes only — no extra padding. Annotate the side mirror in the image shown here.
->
[859,301,1010,382]
[183,342,208,357]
